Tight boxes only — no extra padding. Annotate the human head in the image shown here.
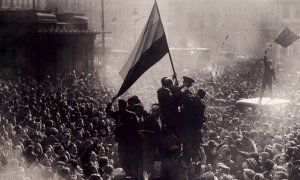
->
[220,148,231,159]
[208,140,218,150]
[150,103,160,116]
[117,99,127,111]
[197,89,206,99]
[183,76,195,87]
[259,152,270,163]
[127,96,141,107]
[263,159,275,172]
[253,173,265,180]
[243,168,255,180]
[66,159,78,171]
[161,77,173,88]
[203,171,217,180]
[273,143,283,155]
[278,154,288,165]
[243,158,257,170]
[256,142,265,153]
[57,167,71,179]
[273,171,288,180]
[217,163,230,175]
[132,103,144,116]
[89,151,97,162]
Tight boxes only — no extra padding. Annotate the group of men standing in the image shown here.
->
[105,75,206,179]
[157,75,206,165]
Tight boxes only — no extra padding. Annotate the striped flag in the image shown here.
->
[274,27,299,48]
[116,1,169,97]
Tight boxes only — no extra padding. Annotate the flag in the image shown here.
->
[274,27,299,48]
[116,1,169,97]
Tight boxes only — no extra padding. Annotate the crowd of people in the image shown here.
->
[0,71,120,179]
[0,55,300,180]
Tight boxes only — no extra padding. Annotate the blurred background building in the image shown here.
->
[1,0,300,75]
[0,0,100,76]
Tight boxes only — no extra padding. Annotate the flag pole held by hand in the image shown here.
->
[111,96,117,103]
[168,51,178,85]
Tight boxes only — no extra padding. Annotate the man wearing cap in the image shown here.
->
[216,163,232,180]
[168,76,196,107]
[218,148,235,172]
[179,76,195,104]
[180,88,206,165]
[259,50,277,102]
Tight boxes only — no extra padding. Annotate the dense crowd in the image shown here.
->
[0,71,119,179]
[0,56,300,180]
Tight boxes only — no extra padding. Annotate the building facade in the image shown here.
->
[0,9,98,76]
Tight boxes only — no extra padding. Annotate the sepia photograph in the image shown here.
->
[0,0,300,179]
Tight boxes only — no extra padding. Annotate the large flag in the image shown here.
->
[274,27,299,48]
[116,1,169,97]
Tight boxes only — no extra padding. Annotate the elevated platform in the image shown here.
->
[236,98,290,107]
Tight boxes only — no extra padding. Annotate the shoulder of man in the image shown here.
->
[158,87,168,92]
[171,85,182,92]
[183,94,195,103]
[158,87,172,96]
[190,96,206,108]
[124,109,136,117]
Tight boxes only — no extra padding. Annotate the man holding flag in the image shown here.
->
[106,1,178,179]
[259,26,299,102]
[259,50,277,102]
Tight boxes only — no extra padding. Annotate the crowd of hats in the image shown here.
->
[184,58,300,180]
[0,72,124,180]
[0,57,300,180]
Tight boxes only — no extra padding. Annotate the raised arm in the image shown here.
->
[105,102,118,119]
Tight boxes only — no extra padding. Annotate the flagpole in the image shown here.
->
[154,0,178,84]
[167,51,178,84]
